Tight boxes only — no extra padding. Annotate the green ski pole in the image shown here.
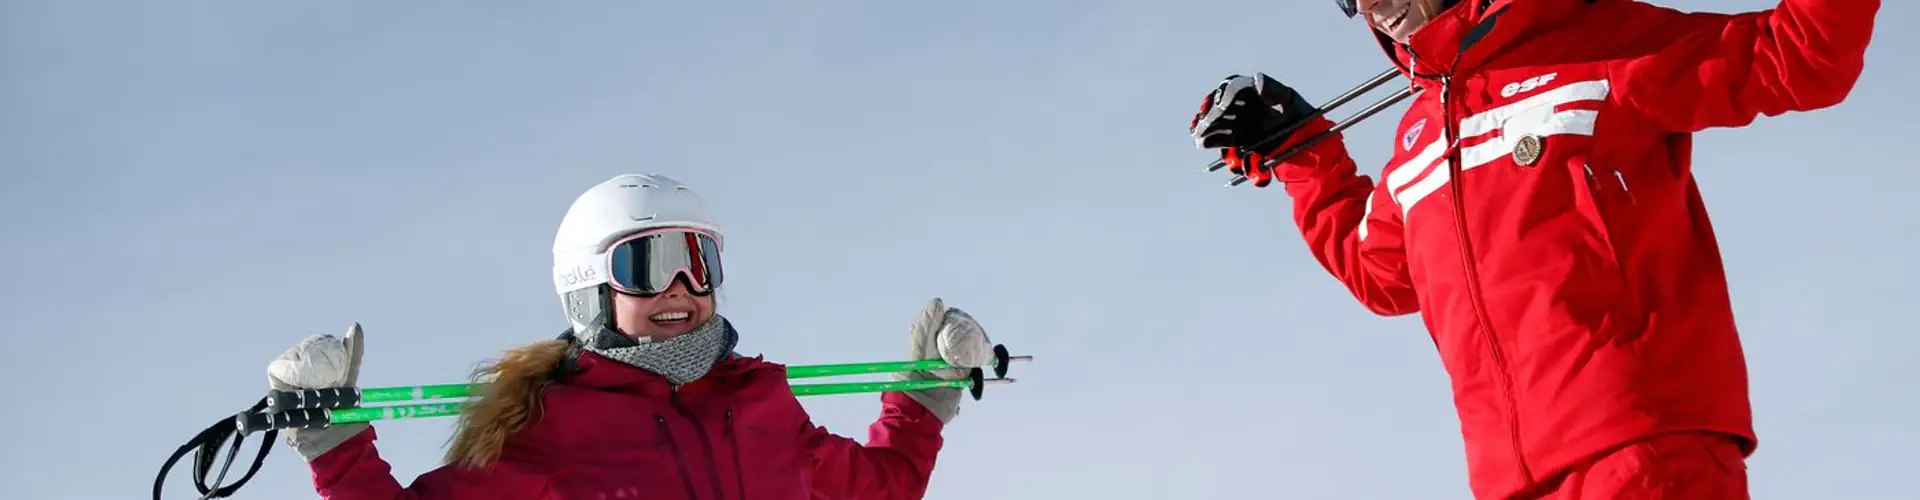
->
[264,348,1031,413]
[240,377,1015,432]
[784,352,1031,379]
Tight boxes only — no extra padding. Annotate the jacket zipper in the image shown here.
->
[725,409,747,500]
[671,388,730,500]
[1438,74,1534,484]
[656,415,702,500]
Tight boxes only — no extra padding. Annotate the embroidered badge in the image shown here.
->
[1512,135,1544,166]
[1403,118,1427,152]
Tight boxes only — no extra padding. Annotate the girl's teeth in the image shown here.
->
[650,311,690,321]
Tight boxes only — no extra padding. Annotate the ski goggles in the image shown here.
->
[1337,0,1359,18]
[553,228,724,298]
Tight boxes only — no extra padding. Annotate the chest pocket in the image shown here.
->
[509,411,695,500]
[1476,72,1632,254]
[725,390,811,500]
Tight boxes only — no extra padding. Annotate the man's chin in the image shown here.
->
[1387,22,1422,43]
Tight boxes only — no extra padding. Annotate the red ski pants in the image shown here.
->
[1514,431,1749,500]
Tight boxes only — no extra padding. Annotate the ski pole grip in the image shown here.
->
[264,387,361,412]
[236,408,331,433]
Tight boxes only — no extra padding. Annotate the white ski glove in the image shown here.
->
[266,323,369,461]
[893,298,994,423]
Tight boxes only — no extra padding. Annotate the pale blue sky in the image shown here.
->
[3,1,1915,499]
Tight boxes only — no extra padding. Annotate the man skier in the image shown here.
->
[1187,0,1877,498]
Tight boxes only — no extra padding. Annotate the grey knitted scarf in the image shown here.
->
[580,314,739,385]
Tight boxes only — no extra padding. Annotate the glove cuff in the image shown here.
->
[893,371,961,423]
[286,422,371,461]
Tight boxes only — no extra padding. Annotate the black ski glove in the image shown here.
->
[1188,73,1319,187]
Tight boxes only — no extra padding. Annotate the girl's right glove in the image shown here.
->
[265,323,370,461]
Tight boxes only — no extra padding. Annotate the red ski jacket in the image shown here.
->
[1266,0,1876,497]
[304,350,945,500]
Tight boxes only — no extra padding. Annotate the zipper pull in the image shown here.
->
[655,415,670,444]
[1612,170,1637,205]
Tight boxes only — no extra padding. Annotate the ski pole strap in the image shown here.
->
[152,398,277,500]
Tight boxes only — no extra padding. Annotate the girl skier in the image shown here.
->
[264,173,995,499]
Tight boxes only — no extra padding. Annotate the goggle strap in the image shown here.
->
[553,256,612,295]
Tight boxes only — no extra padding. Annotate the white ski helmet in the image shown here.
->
[551,173,724,334]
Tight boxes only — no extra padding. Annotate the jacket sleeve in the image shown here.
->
[307,427,550,499]
[1613,0,1880,132]
[1270,116,1420,317]
[803,391,945,500]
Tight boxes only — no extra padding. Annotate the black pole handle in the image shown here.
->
[264,387,361,412]
[237,407,332,434]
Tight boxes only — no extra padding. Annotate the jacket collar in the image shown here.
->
[1375,0,1595,86]
[566,349,773,397]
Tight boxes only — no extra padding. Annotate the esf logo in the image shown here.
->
[1501,72,1557,98]
[556,266,599,286]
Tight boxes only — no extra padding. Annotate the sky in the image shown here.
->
[1,1,1915,499]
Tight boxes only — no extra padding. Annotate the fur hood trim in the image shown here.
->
[440,331,767,469]
[443,338,573,469]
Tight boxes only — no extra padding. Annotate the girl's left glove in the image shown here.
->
[893,297,994,423]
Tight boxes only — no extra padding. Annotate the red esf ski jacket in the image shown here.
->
[303,339,945,500]
[1266,0,1877,497]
